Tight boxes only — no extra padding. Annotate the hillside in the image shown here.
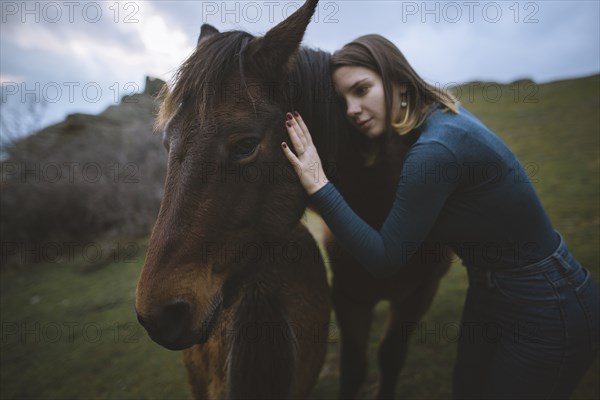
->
[0,77,167,269]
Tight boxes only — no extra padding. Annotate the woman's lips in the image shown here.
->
[357,118,372,128]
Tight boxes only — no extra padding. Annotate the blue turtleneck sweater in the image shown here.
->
[310,105,559,278]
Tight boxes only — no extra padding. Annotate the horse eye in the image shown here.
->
[231,137,259,161]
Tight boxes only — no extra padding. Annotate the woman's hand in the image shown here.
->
[281,111,329,195]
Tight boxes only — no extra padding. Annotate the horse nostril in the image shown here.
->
[162,300,192,324]
[136,300,194,349]
[158,300,193,343]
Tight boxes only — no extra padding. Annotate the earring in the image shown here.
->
[401,95,408,108]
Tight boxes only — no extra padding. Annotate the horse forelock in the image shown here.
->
[155,30,256,132]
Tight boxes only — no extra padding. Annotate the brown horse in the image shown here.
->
[135,0,450,399]
[134,2,331,399]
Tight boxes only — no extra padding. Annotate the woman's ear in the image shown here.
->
[389,84,410,126]
[390,84,404,108]
[390,83,407,102]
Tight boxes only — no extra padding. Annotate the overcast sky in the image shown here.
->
[1,0,599,135]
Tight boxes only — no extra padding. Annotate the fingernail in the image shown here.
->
[282,142,288,149]
[293,111,299,117]
[286,113,293,120]
[286,121,291,127]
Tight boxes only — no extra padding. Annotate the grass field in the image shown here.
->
[1,74,598,399]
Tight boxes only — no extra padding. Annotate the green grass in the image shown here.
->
[0,240,190,399]
[1,75,599,399]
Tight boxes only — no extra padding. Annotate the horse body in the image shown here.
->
[328,131,451,398]
[136,1,449,398]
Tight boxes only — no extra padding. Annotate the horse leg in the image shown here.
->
[333,284,375,399]
[376,272,444,399]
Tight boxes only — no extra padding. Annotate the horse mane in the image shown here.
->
[287,47,351,165]
[156,30,255,131]
[227,286,298,399]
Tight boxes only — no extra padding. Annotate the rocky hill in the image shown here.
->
[0,77,167,268]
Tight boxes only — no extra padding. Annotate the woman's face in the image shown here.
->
[332,66,387,139]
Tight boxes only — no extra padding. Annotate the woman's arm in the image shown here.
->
[282,112,458,278]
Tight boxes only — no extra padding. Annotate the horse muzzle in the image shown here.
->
[136,295,223,351]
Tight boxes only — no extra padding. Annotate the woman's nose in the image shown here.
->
[346,100,360,117]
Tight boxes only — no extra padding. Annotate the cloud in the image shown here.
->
[0,1,197,128]
[1,0,598,132]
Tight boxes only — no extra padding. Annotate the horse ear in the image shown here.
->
[198,24,220,46]
[246,0,318,75]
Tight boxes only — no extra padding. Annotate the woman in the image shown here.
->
[281,34,599,399]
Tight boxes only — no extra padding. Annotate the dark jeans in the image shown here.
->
[453,233,600,399]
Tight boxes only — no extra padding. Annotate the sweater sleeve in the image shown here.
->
[309,141,459,278]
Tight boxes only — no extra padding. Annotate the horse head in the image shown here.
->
[135,0,322,351]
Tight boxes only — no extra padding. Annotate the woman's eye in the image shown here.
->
[356,86,369,96]
[231,137,260,161]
